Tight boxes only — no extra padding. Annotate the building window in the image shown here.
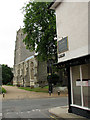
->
[71,65,81,106]
[82,64,90,108]
[70,63,90,109]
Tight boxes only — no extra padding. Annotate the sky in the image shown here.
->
[0,0,29,68]
[0,0,88,68]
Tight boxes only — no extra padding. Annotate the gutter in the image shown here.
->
[48,0,62,9]
[48,0,56,9]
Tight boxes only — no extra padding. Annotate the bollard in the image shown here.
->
[3,93,5,98]
[49,91,51,96]
[58,91,60,95]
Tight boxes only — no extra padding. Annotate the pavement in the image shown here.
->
[49,106,89,120]
[1,85,68,100]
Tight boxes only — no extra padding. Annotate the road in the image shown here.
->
[2,97,68,119]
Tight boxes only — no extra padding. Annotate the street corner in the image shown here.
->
[48,106,89,120]
[49,106,68,115]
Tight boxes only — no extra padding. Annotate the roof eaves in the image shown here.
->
[48,0,56,9]
[48,0,62,10]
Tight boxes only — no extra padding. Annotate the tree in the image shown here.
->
[22,2,57,62]
[47,73,59,85]
[2,64,13,85]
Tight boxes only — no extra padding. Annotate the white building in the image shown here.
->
[49,1,90,118]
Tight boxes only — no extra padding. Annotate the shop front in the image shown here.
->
[55,55,90,118]
[70,62,90,118]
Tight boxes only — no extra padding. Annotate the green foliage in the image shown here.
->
[2,64,13,85]
[2,87,6,93]
[44,85,49,89]
[6,82,13,85]
[22,2,57,61]
[47,74,59,85]
[52,74,59,85]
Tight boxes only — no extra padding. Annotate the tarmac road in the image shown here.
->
[2,97,68,119]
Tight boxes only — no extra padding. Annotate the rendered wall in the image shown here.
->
[56,2,88,63]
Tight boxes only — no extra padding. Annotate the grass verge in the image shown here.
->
[6,84,14,86]
[19,86,49,93]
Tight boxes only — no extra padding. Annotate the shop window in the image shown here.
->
[72,65,81,106]
[71,63,90,109]
[81,64,90,108]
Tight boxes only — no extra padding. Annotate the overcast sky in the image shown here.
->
[0,0,29,67]
[0,0,88,68]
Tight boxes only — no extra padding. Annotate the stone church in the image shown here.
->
[13,28,47,87]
